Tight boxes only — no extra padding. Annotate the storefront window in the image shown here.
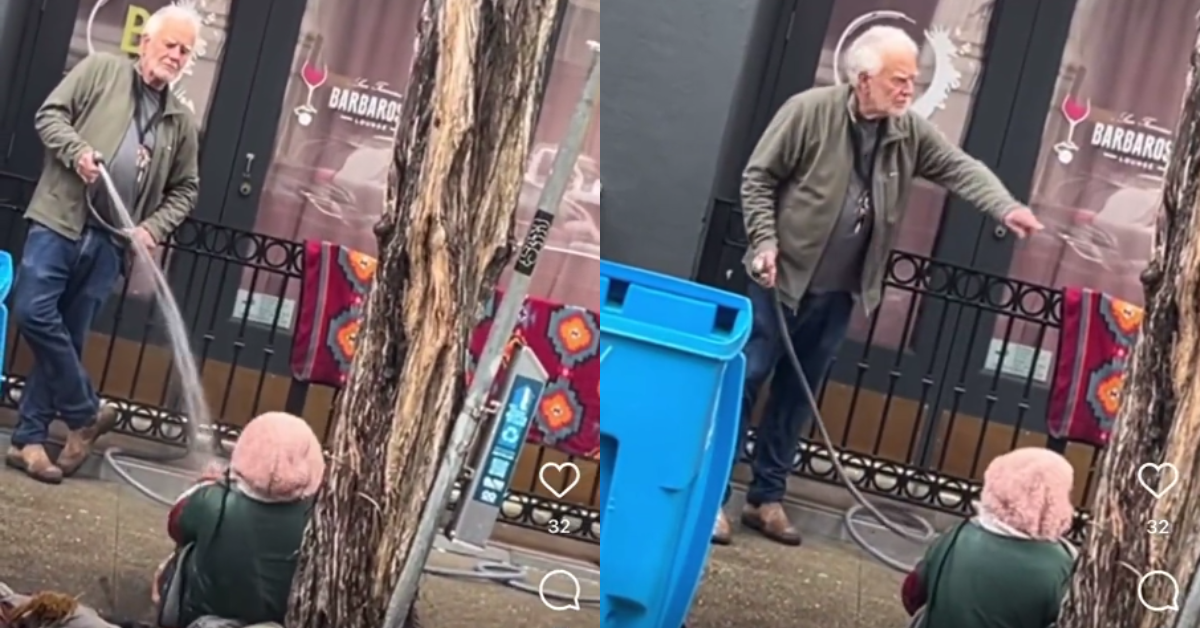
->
[996,0,1195,379]
[242,0,601,328]
[812,0,994,349]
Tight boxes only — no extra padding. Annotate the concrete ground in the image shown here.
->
[0,468,908,627]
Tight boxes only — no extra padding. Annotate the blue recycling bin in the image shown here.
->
[599,260,752,628]
[0,251,11,400]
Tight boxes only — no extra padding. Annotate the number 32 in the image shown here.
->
[1148,520,1171,535]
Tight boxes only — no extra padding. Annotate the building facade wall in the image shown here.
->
[600,0,768,278]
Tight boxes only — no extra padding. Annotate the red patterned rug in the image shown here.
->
[1046,286,1143,448]
[291,240,600,459]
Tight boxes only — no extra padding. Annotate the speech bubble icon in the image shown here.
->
[538,569,582,611]
[1137,570,1181,612]
[538,462,581,499]
[1138,463,1180,500]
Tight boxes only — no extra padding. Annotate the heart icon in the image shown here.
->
[538,462,581,499]
[1137,462,1180,500]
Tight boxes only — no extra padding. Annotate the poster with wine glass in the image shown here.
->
[1053,94,1173,175]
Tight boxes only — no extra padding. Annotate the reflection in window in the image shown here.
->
[812,0,992,349]
[69,0,229,122]
[997,0,1196,380]
[244,0,601,328]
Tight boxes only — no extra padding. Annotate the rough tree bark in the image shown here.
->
[1058,27,1200,628]
[285,0,563,626]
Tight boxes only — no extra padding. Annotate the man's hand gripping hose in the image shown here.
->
[751,260,935,573]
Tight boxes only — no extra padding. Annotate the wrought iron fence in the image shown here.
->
[0,189,1103,547]
[715,199,1094,542]
[0,205,601,544]
[775,249,1092,542]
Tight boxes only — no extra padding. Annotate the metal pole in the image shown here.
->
[1173,570,1200,628]
[382,41,600,628]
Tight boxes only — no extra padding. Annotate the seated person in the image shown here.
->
[901,448,1076,628]
[152,412,326,628]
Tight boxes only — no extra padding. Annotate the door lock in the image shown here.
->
[238,152,256,197]
[993,225,1008,239]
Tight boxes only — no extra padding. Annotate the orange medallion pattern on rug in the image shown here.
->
[1048,287,1144,448]
[1102,297,1143,339]
[294,241,601,459]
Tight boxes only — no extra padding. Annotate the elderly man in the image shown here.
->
[713,25,1044,546]
[6,5,202,483]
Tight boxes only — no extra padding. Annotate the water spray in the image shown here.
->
[89,156,218,504]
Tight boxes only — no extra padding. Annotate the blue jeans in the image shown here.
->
[11,224,122,447]
[726,281,854,506]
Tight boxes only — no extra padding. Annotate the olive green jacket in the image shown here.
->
[741,84,1020,313]
[28,52,199,243]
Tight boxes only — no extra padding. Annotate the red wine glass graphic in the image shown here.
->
[295,62,329,126]
[1054,95,1091,164]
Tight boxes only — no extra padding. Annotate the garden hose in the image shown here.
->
[84,159,208,504]
[764,284,936,573]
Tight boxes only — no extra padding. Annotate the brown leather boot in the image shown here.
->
[57,403,119,476]
[5,444,64,484]
[711,509,733,546]
[741,502,802,546]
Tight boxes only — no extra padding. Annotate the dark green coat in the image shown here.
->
[915,521,1074,628]
[168,481,312,625]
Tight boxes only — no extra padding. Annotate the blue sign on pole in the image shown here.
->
[0,251,11,401]
[472,374,545,507]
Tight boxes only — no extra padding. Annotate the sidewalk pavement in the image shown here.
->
[0,468,909,627]
[421,527,908,627]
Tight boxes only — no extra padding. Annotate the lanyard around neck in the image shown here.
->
[132,66,167,145]
[847,115,885,185]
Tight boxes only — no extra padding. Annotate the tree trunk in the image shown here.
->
[1058,27,1200,628]
[285,1,563,626]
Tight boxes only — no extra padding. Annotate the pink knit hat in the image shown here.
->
[230,412,326,502]
[980,447,1075,540]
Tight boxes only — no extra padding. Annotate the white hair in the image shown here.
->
[144,3,204,38]
[842,26,919,81]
